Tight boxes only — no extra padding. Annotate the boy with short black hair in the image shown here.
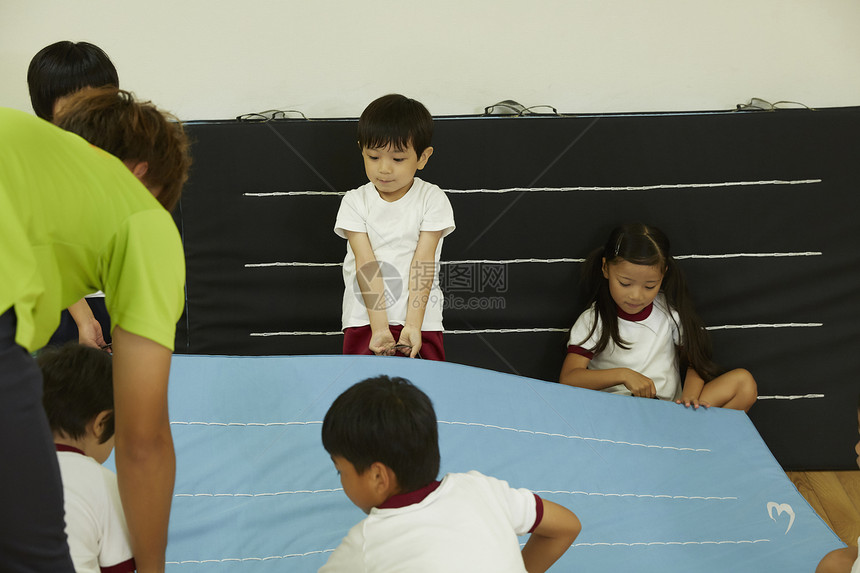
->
[335,94,455,360]
[28,40,119,123]
[320,376,581,572]
[39,344,135,573]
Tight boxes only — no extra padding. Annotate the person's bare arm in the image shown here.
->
[67,297,108,350]
[346,231,395,354]
[677,366,709,408]
[112,326,175,573]
[816,546,858,573]
[521,499,581,573]
[398,230,443,357]
[559,352,656,398]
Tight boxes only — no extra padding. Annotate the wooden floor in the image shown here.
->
[787,470,860,546]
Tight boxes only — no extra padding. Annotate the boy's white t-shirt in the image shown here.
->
[334,177,455,330]
[56,448,134,573]
[319,471,540,573]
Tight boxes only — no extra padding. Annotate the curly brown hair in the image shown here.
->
[54,86,191,212]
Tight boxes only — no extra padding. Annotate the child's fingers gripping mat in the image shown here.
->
[163,355,842,572]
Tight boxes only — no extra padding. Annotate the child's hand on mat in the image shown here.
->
[621,369,657,398]
[396,326,422,358]
[369,328,397,356]
[676,396,710,409]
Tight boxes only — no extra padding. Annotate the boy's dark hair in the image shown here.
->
[27,40,119,122]
[39,344,115,444]
[580,223,722,382]
[322,375,440,492]
[54,86,191,212]
[357,94,433,158]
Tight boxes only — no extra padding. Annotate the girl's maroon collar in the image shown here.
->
[616,302,654,322]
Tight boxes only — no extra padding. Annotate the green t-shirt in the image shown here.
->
[0,107,185,352]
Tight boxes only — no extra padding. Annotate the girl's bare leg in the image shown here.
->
[700,368,758,412]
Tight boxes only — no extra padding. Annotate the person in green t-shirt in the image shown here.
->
[0,88,190,572]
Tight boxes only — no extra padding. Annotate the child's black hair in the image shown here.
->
[27,41,119,122]
[579,223,723,382]
[322,375,440,492]
[357,94,433,158]
[39,343,114,443]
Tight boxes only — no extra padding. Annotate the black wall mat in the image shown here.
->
[174,108,860,470]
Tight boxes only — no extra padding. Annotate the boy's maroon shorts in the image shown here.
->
[342,324,445,361]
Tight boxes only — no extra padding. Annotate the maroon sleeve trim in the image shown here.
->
[101,557,136,573]
[566,345,594,360]
[528,494,544,533]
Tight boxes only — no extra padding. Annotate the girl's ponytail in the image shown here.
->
[662,257,722,381]
[579,245,621,354]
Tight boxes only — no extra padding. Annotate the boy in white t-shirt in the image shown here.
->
[39,344,135,573]
[319,376,581,572]
[815,395,860,573]
[335,94,455,360]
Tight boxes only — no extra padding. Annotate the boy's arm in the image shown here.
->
[68,297,108,349]
[345,231,395,354]
[521,499,581,573]
[111,326,175,573]
[559,353,657,398]
[398,230,443,358]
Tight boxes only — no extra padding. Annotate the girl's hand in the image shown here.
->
[368,328,396,356]
[396,326,422,358]
[621,369,657,398]
[676,396,711,409]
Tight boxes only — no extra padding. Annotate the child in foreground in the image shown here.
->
[559,223,757,411]
[335,94,455,360]
[39,344,135,573]
[815,395,860,573]
[319,376,581,572]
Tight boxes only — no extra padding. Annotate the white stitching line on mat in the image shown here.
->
[240,179,822,198]
[758,394,825,400]
[436,421,710,452]
[170,421,323,427]
[707,323,822,330]
[573,539,770,547]
[168,539,771,564]
[167,549,335,565]
[170,420,710,452]
[244,251,821,269]
[172,489,732,500]
[248,323,823,337]
[174,488,343,498]
[444,180,820,193]
[533,490,736,501]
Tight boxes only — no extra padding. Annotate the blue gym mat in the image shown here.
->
[156,355,842,572]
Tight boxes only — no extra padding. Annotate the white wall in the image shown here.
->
[2,0,859,121]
